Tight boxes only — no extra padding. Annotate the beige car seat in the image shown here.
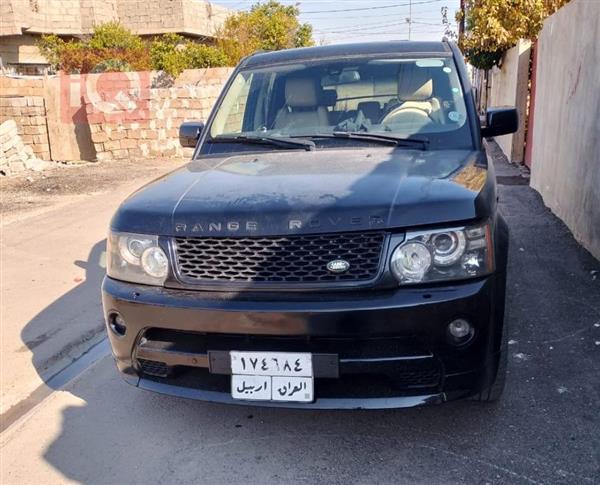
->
[273,77,329,131]
[381,66,442,125]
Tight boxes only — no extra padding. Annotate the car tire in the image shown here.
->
[470,321,508,403]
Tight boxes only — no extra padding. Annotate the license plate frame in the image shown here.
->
[230,351,314,403]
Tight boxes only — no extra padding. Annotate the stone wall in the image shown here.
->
[0,95,51,160]
[84,67,233,160]
[529,0,600,260]
[0,67,232,173]
[0,119,50,175]
[0,76,45,97]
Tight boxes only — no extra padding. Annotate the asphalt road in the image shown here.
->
[0,158,184,415]
[1,147,599,484]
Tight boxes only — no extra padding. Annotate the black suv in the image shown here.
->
[102,41,518,409]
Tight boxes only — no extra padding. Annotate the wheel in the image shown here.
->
[470,320,508,403]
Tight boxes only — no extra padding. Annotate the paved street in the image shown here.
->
[1,147,599,484]
[0,158,184,414]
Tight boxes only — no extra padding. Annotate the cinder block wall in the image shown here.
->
[529,0,600,260]
[0,76,45,97]
[0,96,51,160]
[0,67,232,166]
[84,68,233,161]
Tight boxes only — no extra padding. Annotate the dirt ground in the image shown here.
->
[0,158,186,222]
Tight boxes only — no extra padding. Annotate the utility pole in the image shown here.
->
[458,0,465,40]
[406,0,412,40]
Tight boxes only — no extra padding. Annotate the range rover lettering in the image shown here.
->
[102,40,518,408]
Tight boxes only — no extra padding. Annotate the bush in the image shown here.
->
[38,5,315,76]
[38,34,65,71]
[88,22,145,51]
[150,33,188,77]
[39,24,151,74]
[149,34,228,78]
[39,26,226,76]
[186,44,228,69]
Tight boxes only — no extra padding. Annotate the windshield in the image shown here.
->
[205,56,473,153]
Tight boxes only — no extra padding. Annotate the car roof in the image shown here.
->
[240,41,453,68]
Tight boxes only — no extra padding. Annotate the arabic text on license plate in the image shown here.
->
[231,375,313,402]
[230,351,312,377]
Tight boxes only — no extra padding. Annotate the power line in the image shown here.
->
[312,11,443,32]
[314,19,409,34]
[326,26,445,37]
[301,0,444,15]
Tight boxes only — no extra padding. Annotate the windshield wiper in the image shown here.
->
[208,135,316,151]
[306,132,429,150]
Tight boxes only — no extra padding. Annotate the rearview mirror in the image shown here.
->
[481,107,518,138]
[179,121,205,148]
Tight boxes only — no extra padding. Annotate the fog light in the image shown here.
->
[109,313,127,337]
[447,318,473,344]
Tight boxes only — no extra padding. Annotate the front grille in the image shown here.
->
[173,231,386,286]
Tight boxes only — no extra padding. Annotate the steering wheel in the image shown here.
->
[380,106,432,125]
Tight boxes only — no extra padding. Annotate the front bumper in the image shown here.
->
[101,273,506,409]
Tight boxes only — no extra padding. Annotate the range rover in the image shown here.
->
[102,40,518,408]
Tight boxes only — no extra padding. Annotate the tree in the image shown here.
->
[217,0,314,65]
[458,0,570,69]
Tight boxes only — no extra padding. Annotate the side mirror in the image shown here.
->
[481,107,518,138]
[179,121,205,148]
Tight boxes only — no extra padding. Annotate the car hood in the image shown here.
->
[111,147,495,236]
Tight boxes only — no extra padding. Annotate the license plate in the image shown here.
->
[230,351,314,402]
[230,351,312,377]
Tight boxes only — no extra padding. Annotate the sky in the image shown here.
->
[212,0,461,45]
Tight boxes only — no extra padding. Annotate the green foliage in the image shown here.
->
[186,43,228,69]
[38,5,312,76]
[88,21,145,51]
[217,0,314,65]
[149,33,188,77]
[463,48,504,71]
[459,0,570,69]
[149,33,228,78]
[38,34,65,70]
[38,24,228,76]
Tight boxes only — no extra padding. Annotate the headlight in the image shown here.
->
[107,232,168,285]
[390,222,493,284]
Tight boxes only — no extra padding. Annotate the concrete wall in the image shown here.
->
[530,0,600,260]
[0,35,47,66]
[488,39,531,163]
[0,0,229,37]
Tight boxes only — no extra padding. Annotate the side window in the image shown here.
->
[211,72,254,136]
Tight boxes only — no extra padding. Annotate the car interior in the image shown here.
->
[264,60,461,134]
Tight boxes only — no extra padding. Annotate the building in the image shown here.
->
[0,0,231,75]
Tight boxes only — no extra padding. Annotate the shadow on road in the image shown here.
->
[19,239,107,388]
